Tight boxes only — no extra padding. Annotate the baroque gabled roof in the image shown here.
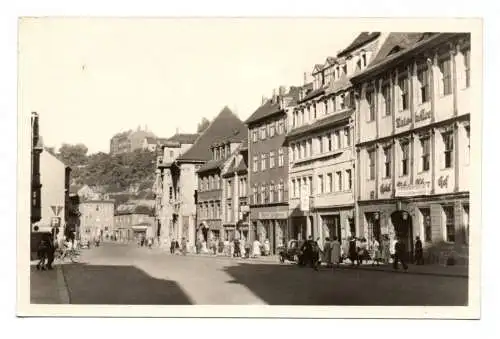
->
[177,106,245,162]
[245,87,301,125]
[337,32,381,57]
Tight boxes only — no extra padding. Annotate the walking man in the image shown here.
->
[414,236,424,265]
[393,237,408,271]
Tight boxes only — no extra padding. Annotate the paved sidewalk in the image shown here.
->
[30,262,70,304]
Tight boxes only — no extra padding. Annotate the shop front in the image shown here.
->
[315,207,355,246]
[357,192,470,264]
[250,207,288,255]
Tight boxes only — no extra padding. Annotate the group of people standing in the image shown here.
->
[193,237,272,259]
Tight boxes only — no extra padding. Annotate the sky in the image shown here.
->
[19,18,357,154]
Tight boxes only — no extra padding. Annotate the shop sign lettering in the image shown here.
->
[438,175,449,189]
[379,183,392,194]
[415,109,432,123]
[396,117,411,128]
[395,178,431,197]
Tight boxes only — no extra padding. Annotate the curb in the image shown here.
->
[320,263,469,278]
[56,266,70,304]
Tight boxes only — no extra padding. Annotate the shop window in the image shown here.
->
[420,208,432,242]
[366,212,381,243]
[443,132,454,169]
[443,205,455,242]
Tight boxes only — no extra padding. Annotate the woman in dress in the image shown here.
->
[371,237,381,266]
[323,237,332,267]
[331,236,342,269]
[252,238,262,258]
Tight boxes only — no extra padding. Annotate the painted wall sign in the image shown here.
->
[379,183,392,194]
[395,178,431,197]
[415,109,432,123]
[258,211,289,220]
[438,175,449,189]
[396,116,412,128]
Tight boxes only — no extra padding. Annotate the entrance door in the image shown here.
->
[292,217,306,240]
[390,211,413,260]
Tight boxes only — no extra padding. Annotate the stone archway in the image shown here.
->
[390,210,413,259]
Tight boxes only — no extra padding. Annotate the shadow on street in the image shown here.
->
[221,262,468,306]
[62,263,193,305]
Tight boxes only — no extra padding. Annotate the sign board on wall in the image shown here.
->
[395,180,431,197]
[257,211,289,220]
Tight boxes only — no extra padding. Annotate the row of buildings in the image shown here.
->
[152,31,471,262]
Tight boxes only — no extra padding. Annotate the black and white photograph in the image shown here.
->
[15,17,482,319]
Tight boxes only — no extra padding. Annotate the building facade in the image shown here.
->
[155,108,245,251]
[109,126,156,155]
[286,32,386,245]
[246,87,299,254]
[352,32,471,263]
[78,200,115,241]
[220,141,249,241]
[114,204,155,242]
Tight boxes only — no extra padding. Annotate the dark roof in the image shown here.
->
[299,87,325,104]
[156,138,169,144]
[351,33,457,83]
[166,133,199,144]
[286,110,353,140]
[144,137,157,144]
[178,107,245,162]
[245,87,300,125]
[338,32,381,57]
[115,204,153,216]
[328,75,352,94]
[197,158,225,174]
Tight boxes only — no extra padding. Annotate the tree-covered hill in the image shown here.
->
[51,143,157,193]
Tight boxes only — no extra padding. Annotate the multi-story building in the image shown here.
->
[114,204,155,242]
[221,139,249,241]
[351,32,471,263]
[196,134,247,243]
[155,107,245,251]
[286,32,386,245]
[78,200,115,241]
[246,87,299,254]
[109,126,156,155]
[31,112,43,226]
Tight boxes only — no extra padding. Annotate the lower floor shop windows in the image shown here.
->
[365,212,381,242]
[420,207,432,242]
[443,205,455,242]
[322,215,341,241]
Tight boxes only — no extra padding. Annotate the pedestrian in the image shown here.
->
[393,237,408,271]
[147,237,153,249]
[414,236,424,265]
[170,239,176,254]
[239,237,246,259]
[316,237,324,265]
[252,238,261,258]
[36,233,50,270]
[218,238,224,255]
[359,238,369,265]
[381,234,391,264]
[370,237,381,266]
[45,234,56,270]
[234,238,241,257]
[323,237,332,267]
[389,236,397,263]
[181,237,187,255]
[348,236,359,267]
[310,237,320,271]
[331,236,341,269]
[263,238,270,256]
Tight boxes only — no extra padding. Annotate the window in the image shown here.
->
[443,133,454,168]
[346,169,352,190]
[335,130,341,149]
[366,90,375,121]
[308,176,313,195]
[308,139,313,156]
[227,180,232,198]
[252,185,257,204]
[339,94,346,110]
[169,150,174,158]
[269,151,276,168]
[261,153,267,171]
[227,202,232,222]
[318,175,324,194]
[327,173,333,193]
[318,136,323,154]
[420,208,432,242]
[336,171,343,191]
[261,185,266,204]
[463,49,470,88]
[383,146,392,178]
[401,142,409,176]
[465,126,470,164]
[382,84,391,116]
[439,57,452,96]
[278,147,284,167]
[444,205,455,242]
[260,126,267,140]
[278,181,284,202]
[417,66,430,103]
[252,130,258,143]
[344,127,351,147]
[325,100,329,115]
[253,155,258,172]
[169,186,173,200]
[269,184,275,203]
[398,77,409,111]
[301,141,306,158]
[297,178,302,197]
[291,179,296,198]
[269,123,276,138]
[368,149,376,180]
[421,137,430,171]
[290,144,295,163]
[278,118,285,134]
[313,103,317,120]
